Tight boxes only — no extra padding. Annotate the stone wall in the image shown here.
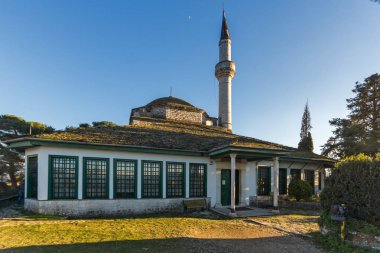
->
[249,196,321,210]
[131,106,204,124]
[166,108,202,124]
[25,198,211,217]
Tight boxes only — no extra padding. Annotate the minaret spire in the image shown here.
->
[215,11,235,130]
[221,10,230,40]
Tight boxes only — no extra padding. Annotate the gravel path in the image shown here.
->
[187,220,327,253]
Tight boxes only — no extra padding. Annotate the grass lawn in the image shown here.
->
[0,208,329,253]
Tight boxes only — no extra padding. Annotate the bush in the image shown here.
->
[0,182,10,193]
[320,154,380,225]
[288,179,313,201]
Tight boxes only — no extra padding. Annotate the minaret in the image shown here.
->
[215,11,235,130]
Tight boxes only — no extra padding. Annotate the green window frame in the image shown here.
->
[290,169,301,181]
[166,162,186,198]
[141,160,163,198]
[304,170,315,193]
[113,159,137,199]
[83,157,109,199]
[48,155,78,199]
[27,156,38,199]
[257,166,271,196]
[189,163,207,198]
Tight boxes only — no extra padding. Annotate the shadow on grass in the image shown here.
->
[1,236,324,253]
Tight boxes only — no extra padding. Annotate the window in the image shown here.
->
[27,156,38,199]
[279,168,287,195]
[290,169,301,181]
[114,159,137,198]
[257,166,271,196]
[304,170,315,193]
[142,161,162,198]
[189,163,206,197]
[49,156,78,199]
[318,171,322,190]
[166,162,185,198]
[83,158,109,199]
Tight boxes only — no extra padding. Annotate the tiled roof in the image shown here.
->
[35,118,292,152]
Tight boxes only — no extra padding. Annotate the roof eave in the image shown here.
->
[6,138,207,157]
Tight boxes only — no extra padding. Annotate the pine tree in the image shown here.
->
[322,74,380,159]
[298,102,314,152]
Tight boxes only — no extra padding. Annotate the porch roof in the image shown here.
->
[209,145,335,166]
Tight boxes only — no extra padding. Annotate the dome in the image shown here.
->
[146,96,195,108]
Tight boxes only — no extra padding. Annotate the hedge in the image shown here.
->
[320,154,380,225]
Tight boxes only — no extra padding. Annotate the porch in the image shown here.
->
[210,146,331,214]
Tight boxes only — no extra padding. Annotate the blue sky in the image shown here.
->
[1,1,380,153]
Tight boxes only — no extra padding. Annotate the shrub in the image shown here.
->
[0,182,10,193]
[288,179,313,201]
[320,154,380,225]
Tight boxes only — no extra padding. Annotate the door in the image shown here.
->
[221,169,240,206]
[27,156,38,199]
[257,166,271,196]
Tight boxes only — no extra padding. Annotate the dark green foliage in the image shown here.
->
[298,103,314,152]
[79,123,90,128]
[323,74,380,159]
[0,145,24,188]
[288,179,313,201]
[0,114,53,188]
[298,132,314,152]
[0,114,55,136]
[320,154,380,225]
[317,211,380,253]
[0,182,11,193]
[92,121,117,128]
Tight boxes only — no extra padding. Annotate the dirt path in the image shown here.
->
[187,218,326,253]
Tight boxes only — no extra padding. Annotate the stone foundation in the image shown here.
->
[25,198,210,217]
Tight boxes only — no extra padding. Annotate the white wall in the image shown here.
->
[25,146,217,206]
[24,145,326,214]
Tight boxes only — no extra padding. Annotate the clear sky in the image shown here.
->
[1,1,380,153]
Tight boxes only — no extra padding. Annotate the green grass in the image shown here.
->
[0,212,245,252]
[313,232,379,253]
[316,212,380,253]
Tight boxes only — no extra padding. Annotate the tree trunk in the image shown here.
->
[8,167,18,189]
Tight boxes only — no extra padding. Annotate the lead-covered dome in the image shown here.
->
[146,96,194,108]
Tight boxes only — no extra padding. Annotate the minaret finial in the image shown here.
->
[220,10,230,40]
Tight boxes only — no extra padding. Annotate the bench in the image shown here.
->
[183,199,207,211]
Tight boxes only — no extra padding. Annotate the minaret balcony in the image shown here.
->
[215,61,236,79]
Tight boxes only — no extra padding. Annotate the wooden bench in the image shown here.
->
[183,199,207,211]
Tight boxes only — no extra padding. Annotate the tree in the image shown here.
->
[0,144,24,188]
[298,102,314,152]
[322,74,380,159]
[79,123,90,128]
[92,121,117,128]
[0,115,28,135]
[0,114,55,188]
[0,114,55,136]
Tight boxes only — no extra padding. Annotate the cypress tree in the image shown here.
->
[298,102,314,152]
